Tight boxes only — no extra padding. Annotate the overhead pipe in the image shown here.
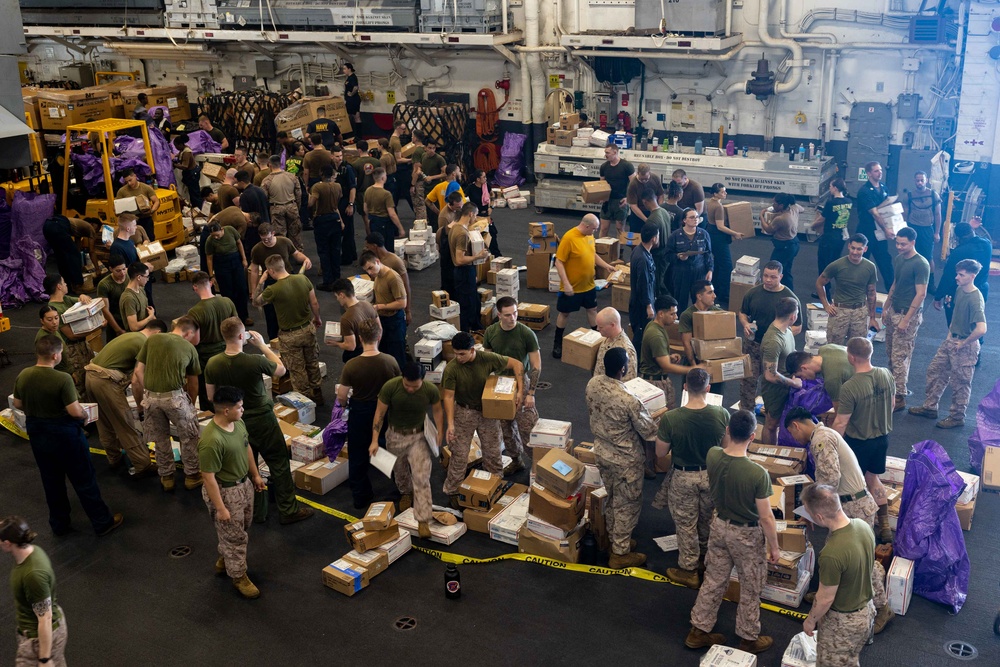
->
[779,0,837,43]
[758,0,805,94]
[523,0,546,131]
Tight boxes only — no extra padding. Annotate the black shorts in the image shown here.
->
[556,288,598,314]
[601,198,627,222]
[844,434,889,475]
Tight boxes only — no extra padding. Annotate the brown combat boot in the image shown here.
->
[233,574,260,599]
[877,505,893,543]
[667,567,701,589]
[215,557,226,575]
[418,521,432,538]
[685,626,726,649]
[448,494,462,510]
[503,456,525,476]
[161,475,176,492]
[279,508,314,525]
[893,395,907,412]
[312,387,325,407]
[398,494,413,512]
[739,636,774,654]
[608,551,646,569]
[874,604,895,633]
[184,473,204,490]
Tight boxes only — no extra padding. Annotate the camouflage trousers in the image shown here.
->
[14,607,67,667]
[884,305,923,397]
[644,376,676,411]
[413,180,427,222]
[826,305,870,347]
[271,202,303,251]
[499,402,539,460]
[202,478,253,578]
[872,560,887,609]
[443,405,503,495]
[595,444,645,556]
[691,517,766,641]
[142,389,200,477]
[85,366,153,472]
[816,601,875,667]
[668,469,713,570]
[739,338,763,411]
[65,340,94,401]
[922,337,979,420]
[278,324,322,396]
[388,427,433,523]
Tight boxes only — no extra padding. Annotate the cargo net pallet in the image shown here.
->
[392,101,469,152]
[201,90,302,156]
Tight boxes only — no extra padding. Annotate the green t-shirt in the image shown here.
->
[740,285,802,343]
[412,146,426,165]
[9,546,62,636]
[204,352,277,415]
[97,274,128,328]
[48,295,78,318]
[205,226,241,256]
[92,331,147,373]
[890,253,930,312]
[819,518,875,612]
[421,153,446,179]
[678,304,722,334]
[706,446,772,524]
[950,287,986,338]
[759,324,796,414]
[188,296,238,358]
[136,334,201,392]
[341,353,402,403]
[821,256,878,307]
[442,350,509,410]
[34,329,71,374]
[646,208,672,259]
[658,405,730,467]
[638,320,672,377]
[13,366,76,418]
[198,419,250,483]
[837,368,895,440]
[482,322,538,374]
[260,274,313,331]
[119,288,148,330]
[818,344,853,403]
[379,377,440,430]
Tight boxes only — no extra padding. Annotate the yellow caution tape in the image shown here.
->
[83,446,808,621]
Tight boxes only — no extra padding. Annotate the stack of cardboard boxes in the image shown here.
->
[488,256,512,285]
[457,470,529,545]
[495,267,519,301]
[414,338,446,385]
[608,264,631,312]
[804,303,829,354]
[429,290,461,329]
[61,298,106,336]
[730,255,761,312]
[324,502,412,596]
[595,237,620,277]
[690,311,751,382]
[726,519,816,609]
[404,219,439,271]
[527,222,558,289]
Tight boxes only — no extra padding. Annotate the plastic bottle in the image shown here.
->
[640,133,648,151]
[445,564,461,599]
[741,146,748,157]
[808,142,815,160]
[779,143,785,155]
[725,140,735,156]
[580,530,599,565]
[798,143,806,161]
[694,137,703,155]
[651,137,659,152]
[672,135,679,152]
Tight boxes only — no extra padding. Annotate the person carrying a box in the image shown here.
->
[42,275,96,401]
[441,332,524,509]
[625,163,664,233]
[552,214,615,359]
[447,203,491,333]
[678,280,722,367]
[328,278,379,364]
[585,347,658,569]
[206,318,312,527]
[856,161,894,289]
[360,250,409,368]
[812,178,853,300]
[759,297,802,443]
[115,169,160,242]
[371,362,443,539]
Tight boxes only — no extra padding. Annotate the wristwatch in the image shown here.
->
[39,658,51,664]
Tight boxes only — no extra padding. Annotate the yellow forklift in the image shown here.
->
[61,118,185,250]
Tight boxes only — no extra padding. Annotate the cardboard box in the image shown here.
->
[517,303,550,331]
[517,523,585,563]
[530,419,573,448]
[887,556,914,615]
[700,644,758,667]
[729,279,759,312]
[322,559,369,596]
[526,250,553,289]
[344,521,401,553]
[395,508,468,545]
[981,446,1000,491]
[762,570,811,609]
[431,290,450,308]
[692,337,743,361]
[880,456,908,485]
[769,485,787,518]
[724,202,756,238]
[956,498,975,530]
[611,284,631,312]
[430,303,461,320]
[731,269,761,286]
[414,338,442,359]
[528,483,585,532]
[594,237,619,259]
[562,328,603,371]
[375,530,413,563]
[618,231,641,248]
[290,435,325,463]
[692,310,737,341]
[362,502,395,531]
[324,321,343,344]
[122,84,191,121]
[748,454,806,481]
[528,222,556,238]
[735,255,761,276]
[703,355,752,383]
[481,375,518,420]
[572,442,597,465]
[766,546,814,590]
[36,89,112,131]
[589,129,611,147]
[342,548,389,579]
[554,129,575,147]
[293,458,348,494]
[776,521,809,553]
[274,95,352,139]
[488,491,530,545]
[400,142,418,158]
[136,242,168,271]
[623,377,668,414]
[581,180,612,204]
[956,471,980,504]
[463,482,528,534]
[200,162,226,183]
[458,470,505,510]
[535,448,585,497]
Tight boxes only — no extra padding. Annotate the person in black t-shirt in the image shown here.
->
[306,108,342,148]
[598,145,635,238]
[812,178,853,298]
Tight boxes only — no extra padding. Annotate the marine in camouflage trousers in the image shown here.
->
[388,427,433,523]
[270,202,303,251]
[922,337,980,420]
[278,324,322,396]
[691,517,767,641]
[413,179,427,223]
[499,402,539,460]
[202,478,253,578]
[739,338,763,411]
[443,405,503,495]
[14,608,67,667]
[884,305,923,397]
[668,469,713,571]
[595,442,645,556]
[65,340,94,401]
[816,600,875,667]
[143,389,201,478]
[826,305,870,347]
[84,364,153,472]
[644,377,676,411]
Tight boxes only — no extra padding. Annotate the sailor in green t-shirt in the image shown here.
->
[785,343,854,407]
[188,271,238,412]
[686,410,780,655]
[816,234,879,346]
[482,297,542,475]
[759,297,802,443]
[198,385,266,599]
[640,295,699,412]
[372,363,444,538]
[42,274,95,400]
[678,279,723,366]
[441,332,523,507]
[883,226,930,412]
[800,484,876,665]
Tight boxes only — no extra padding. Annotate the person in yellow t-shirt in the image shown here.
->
[552,214,615,359]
